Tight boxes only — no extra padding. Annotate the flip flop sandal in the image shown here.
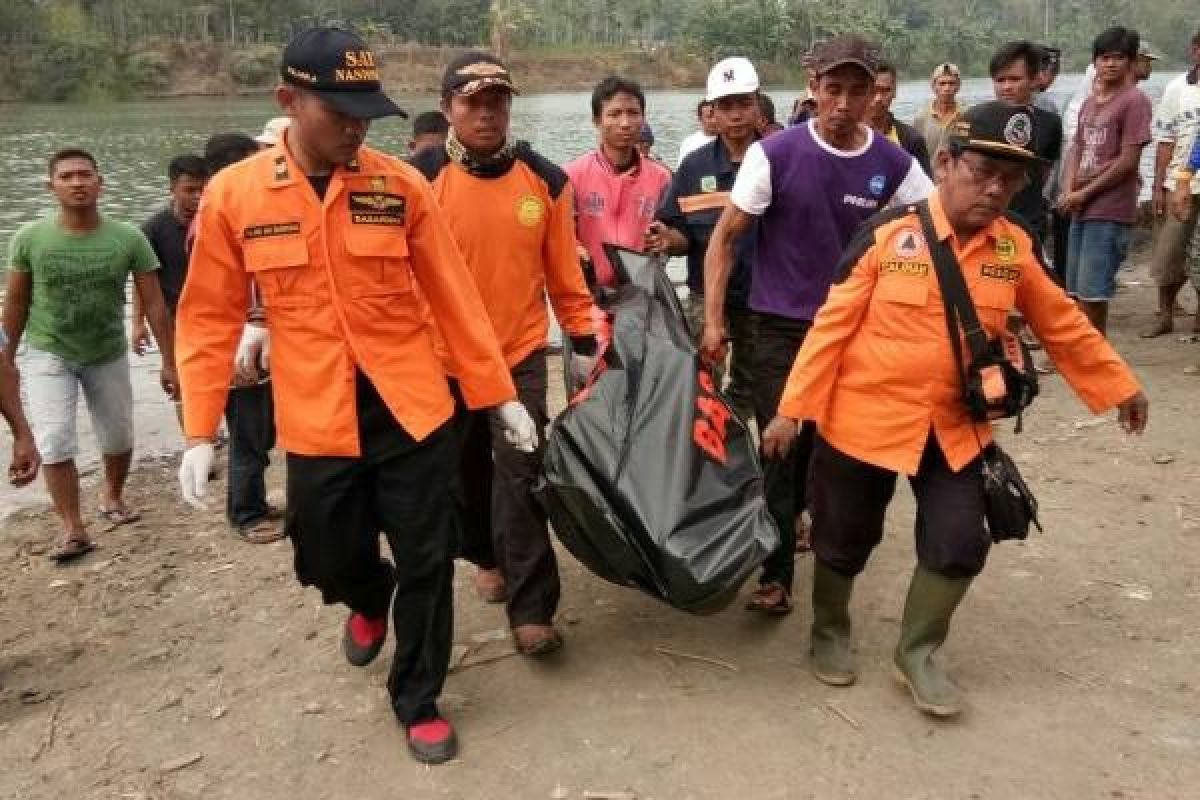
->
[233,519,285,544]
[744,583,793,615]
[98,506,142,526]
[50,537,97,564]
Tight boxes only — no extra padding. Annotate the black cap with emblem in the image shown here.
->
[947,101,1046,164]
[281,27,407,120]
[441,51,520,96]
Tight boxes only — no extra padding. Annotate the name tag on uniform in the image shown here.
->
[878,260,929,277]
[348,192,406,226]
[981,264,1021,283]
[244,222,301,240]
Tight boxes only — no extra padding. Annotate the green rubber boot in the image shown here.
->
[893,566,972,717]
[810,560,857,686]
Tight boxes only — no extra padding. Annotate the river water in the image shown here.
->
[0,71,1174,515]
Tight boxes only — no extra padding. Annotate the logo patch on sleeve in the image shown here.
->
[348,192,406,225]
[892,227,926,259]
[244,222,301,240]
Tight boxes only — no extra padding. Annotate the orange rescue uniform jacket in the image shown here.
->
[411,146,595,367]
[778,192,1141,475]
[177,134,516,457]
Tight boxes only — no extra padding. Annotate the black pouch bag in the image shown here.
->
[916,203,1042,542]
[979,443,1041,541]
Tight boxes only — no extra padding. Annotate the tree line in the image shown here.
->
[2,0,1196,101]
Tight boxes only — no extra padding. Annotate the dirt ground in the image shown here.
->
[2,251,1199,800]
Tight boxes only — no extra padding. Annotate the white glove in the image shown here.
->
[496,400,538,453]
[179,443,216,510]
[568,353,597,389]
[234,324,270,383]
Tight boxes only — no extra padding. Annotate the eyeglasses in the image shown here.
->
[956,154,1031,192]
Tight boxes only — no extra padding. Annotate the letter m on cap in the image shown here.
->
[723,69,735,82]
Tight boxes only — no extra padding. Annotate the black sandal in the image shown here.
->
[745,582,793,614]
[97,506,141,526]
[49,537,96,564]
[232,519,285,544]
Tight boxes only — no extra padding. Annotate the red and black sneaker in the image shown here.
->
[341,613,387,667]
[406,716,459,764]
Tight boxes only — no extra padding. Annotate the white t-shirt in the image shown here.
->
[730,122,933,216]
[676,131,716,168]
[1153,73,1200,191]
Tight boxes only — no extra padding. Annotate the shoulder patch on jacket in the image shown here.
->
[410,147,450,183]
[514,145,569,200]
[833,205,914,284]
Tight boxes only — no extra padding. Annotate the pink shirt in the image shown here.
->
[565,150,672,286]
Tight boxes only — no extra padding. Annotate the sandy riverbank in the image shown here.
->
[1,244,1199,798]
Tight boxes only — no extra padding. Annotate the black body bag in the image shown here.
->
[535,247,779,613]
[916,203,1042,542]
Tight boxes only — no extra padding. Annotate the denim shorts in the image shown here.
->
[21,347,134,464]
[1065,219,1131,302]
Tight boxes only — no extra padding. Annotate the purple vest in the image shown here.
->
[751,122,914,321]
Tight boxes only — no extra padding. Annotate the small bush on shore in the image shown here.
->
[229,47,279,87]
[123,50,172,93]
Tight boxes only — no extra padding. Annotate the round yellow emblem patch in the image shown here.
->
[516,195,544,227]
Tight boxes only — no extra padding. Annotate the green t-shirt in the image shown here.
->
[7,215,159,365]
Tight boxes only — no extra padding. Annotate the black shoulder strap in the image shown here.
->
[514,143,568,200]
[915,201,990,375]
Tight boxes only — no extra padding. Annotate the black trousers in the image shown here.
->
[725,305,758,426]
[751,313,814,592]
[457,349,558,627]
[286,373,459,726]
[1050,211,1072,285]
[224,382,276,527]
[808,434,991,580]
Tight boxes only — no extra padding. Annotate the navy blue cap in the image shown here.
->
[281,27,406,120]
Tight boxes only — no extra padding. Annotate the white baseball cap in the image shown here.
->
[254,116,292,146]
[706,57,759,102]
